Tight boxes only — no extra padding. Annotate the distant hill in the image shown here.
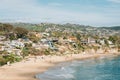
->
[11,23,94,32]
[2,22,120,32]
[102,26,120,31]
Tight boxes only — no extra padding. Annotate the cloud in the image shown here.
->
[107,0,120,3]
[48,2,63,6]
[0,0,120,26]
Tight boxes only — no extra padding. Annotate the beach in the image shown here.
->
[0,50,120,80]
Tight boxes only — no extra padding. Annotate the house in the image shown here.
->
[28,32,41,38]
[87,37,96,45]
[99,39,105,45]
[32,39,49,49]
[4,47,14,53]
[40,38,58,50]
[88,37,96,44]
[0,36,6,41]
[42,32,50,37]
[12,49,22,56]
[81,40,88,45]
[18,38,32,44]
[3,41,11,47]
[68,36,77,43]
[40,39,48,44]
[4,46,22,55]
[11,40,24,48]
[0,46,5,51]
[50,38,59,43]
[34,32,41,38]
[108,40,115,48]
[2,40,24,52]
[80,37,96,45]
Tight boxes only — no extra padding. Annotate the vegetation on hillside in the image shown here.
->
[0,22,120,66]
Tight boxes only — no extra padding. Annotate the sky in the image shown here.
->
[0,0,120,27]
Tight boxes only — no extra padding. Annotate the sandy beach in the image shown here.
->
[0,51,120,80]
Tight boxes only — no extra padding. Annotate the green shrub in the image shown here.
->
[0,56,6,66]
[3,54,22,63]
[44,49,51,55]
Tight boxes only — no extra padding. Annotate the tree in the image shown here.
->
[14,27,29,38]
[3,24,14,32]
[22,47,30,58]
[109,36,120,45]
[0,56,6,66]
[0,23,4,31]
[109,36,116,44]
[44,49,51,55]
[3,54,21,63]
[0,23,14,32]
[76,33,81,41]
[7,33,17,40]
[27,33,40,43]
[104,39,109,46]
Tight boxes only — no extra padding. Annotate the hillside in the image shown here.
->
[102,26,120,31]
[11,23,94,32]
[1,22,120,36]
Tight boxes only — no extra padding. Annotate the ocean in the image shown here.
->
[36,56,120,80]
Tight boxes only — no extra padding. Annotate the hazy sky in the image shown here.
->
[0,0,120,27]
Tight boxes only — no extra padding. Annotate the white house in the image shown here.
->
[99,39,105,45]
[0,46,5,51]
[11,40,25,48]
[0,36,6,41]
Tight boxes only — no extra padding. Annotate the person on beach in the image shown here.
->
[7,61,10,66]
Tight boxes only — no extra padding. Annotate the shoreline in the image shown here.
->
[0,52,120,80]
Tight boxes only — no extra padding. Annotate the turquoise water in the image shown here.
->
[36,56,120,80]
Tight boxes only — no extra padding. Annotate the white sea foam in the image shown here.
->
[57,74,74,79]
